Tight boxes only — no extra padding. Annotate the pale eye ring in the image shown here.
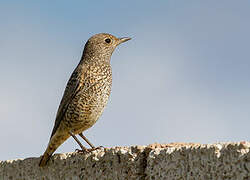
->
[105,38,111,43]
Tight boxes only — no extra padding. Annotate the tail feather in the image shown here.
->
[39,153,52,167]
[39,132,70,167]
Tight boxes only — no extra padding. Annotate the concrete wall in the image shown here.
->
[1,142,250,180]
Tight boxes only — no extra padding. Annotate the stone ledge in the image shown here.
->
[1,142,250,180]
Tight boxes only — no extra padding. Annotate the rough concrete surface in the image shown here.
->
[0,142,250,180]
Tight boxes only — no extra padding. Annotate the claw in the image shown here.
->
[88,146,104,152]
[94,146,104,150]
[75,148,91,153]
[75,146,104,153]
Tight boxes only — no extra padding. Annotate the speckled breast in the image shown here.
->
[67,62,112,134]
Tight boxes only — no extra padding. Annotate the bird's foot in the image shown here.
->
[91,146,104,151]
[75,146,104,153]
[75,148,89,153]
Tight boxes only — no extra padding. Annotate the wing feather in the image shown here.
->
[50,66,84,138]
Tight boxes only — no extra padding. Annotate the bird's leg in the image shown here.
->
[78,132,95,148]
[78,133,104,151]
[69,131,88,152]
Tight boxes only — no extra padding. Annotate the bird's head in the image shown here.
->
[82,33,131,63]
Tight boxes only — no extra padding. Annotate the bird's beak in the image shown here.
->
[117,37,131,45]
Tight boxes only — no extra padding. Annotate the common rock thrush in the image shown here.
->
[39,33,131,167]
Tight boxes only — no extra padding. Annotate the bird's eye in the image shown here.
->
[105,38,111,43]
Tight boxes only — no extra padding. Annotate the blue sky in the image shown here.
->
[0,0,250,161]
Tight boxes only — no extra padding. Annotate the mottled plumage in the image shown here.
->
[39,33,131,167]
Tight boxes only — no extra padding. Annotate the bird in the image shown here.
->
[39,33,131,167]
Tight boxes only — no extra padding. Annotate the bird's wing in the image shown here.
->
[50,66,85,139]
